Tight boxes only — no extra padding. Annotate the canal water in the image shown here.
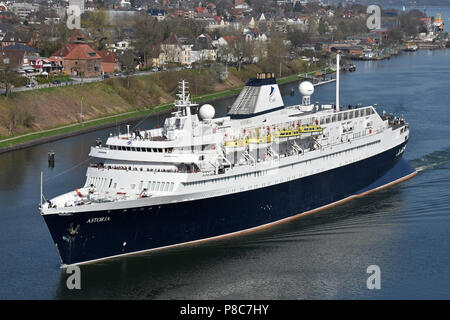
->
[1,49,449,299]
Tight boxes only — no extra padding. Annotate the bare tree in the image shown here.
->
[0,59,22,98]
[119,50,136,89]
[133,15,163,68]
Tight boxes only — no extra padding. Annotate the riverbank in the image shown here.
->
[0,64,314,153]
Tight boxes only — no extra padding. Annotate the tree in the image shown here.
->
[119,50,136,89]
[0,59,22,98]
[263,36,289,75]
[318,19,328,35]
[216,43,233,64]
[287,27,311,48]
[132,15,163,68]
[307,14,318,34]
[81,10,111,50]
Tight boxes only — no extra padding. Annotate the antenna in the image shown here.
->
[40,171,43,208]
[336,53,340,112]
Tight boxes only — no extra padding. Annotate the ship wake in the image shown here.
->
[409,147,450,172]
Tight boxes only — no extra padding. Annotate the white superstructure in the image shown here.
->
[41,70,409,216]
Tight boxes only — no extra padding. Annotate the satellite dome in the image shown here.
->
[199,104,215,120]
[299,81,314,96]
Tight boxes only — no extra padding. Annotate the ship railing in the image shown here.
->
[90,164,200,174]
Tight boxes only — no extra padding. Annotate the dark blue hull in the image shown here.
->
[43,141,415,266]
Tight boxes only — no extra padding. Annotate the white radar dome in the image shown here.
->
[299,81,314,96]
[199,104,215,120]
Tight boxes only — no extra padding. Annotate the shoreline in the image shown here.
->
[0,76,301,154]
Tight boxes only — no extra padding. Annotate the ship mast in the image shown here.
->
[174,80,198,135]
[336,53,340,112]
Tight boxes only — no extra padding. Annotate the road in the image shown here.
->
[0,68,182,95]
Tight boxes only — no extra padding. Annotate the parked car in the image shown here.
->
[103,74,110,79]
[26,82,35,88]
[52,79,61,85]
[114,72,122,76]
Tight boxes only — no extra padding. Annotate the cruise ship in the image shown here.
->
[40,56,416,266]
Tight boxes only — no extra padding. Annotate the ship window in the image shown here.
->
[126,147,131,151]
[343,113,348,120]
[349,111,354,119]
[147,148,152,152]
[131,147,136,151]
[158,148,163,153]
[136,147,141,152]
[108,179,112,188]
[156,182,161,191]
[338,113,342,121]
[164,182,170,191]
[139,181,143,190]
[150,181,156,191]
[169,183,174,191]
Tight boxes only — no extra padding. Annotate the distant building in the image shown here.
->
[97,50,120,73]
[1,29,33,47]
[148,9,167,21]
[107,40,133,53]
[10,2,39,20]
[50,31,103,77]
[0,43,40,73]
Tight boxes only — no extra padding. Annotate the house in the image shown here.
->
[148,9,167,21]
[243,28,268,42]
[10,2,39,20]
[0,50,26,71]
[1,43,40,73]
[159,33,195,65]
[1,29,33,47]
[108,40,134,53]
[97,50,120,73]
[50,43,102,77]
[62,44,102,77]
[190,34,217,63]
[0,23,14,41]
